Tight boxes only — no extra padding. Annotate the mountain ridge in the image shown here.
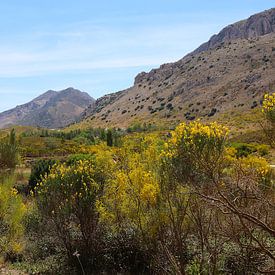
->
[0,87,95,129]
[193,8,275,54]
[76,8,275,129]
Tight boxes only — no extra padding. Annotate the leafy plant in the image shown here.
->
[28,159,56,191]
[0,175,26,260]
[0,129,19,170]
[35,152,114,272]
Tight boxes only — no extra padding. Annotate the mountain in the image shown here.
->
[0,88,95,129]
[194,8,275,54]
[77,8,275,129]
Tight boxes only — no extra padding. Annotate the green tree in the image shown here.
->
[28,159,56,191]
[106,129,113,147]
[0,129,18,169]
[9,128,16,146]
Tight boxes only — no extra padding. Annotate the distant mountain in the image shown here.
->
[77,8,275,128]
[0,88,95,129]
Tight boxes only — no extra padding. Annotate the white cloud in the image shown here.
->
[0,18,218,78]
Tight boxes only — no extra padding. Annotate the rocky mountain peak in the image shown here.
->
[0,88,95,129]
[194,8,275,54]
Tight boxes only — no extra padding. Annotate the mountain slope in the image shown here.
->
[76,8,275,129]
[194,8,275,54]
[0,88,95,129]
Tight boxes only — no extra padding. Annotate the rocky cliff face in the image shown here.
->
[0,88,95,129]
[194,8,275,54]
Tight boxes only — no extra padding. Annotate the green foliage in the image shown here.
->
[230,142,270,157]
[126,122,157,133]
[0,129,18,169]
[18,127,125,157]
[35,153,114,271]
[16,207,70,274]
[0,175,26,258]
[106,129,113,147]
[262,92,275,147]
[66,153,95,166]
[186,260,202,275]
[9,128,16,146]
[8,120,274,273]
[12,255,70,275]
[222,244,267,274]
[28,159,56,191]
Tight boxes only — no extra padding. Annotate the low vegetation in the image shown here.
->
[0,93,274,274]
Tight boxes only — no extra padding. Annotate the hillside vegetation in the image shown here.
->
[0,92,274,274]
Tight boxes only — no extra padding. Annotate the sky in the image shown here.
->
[0,1,274,111]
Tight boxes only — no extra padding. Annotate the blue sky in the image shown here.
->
[0,1,274,111]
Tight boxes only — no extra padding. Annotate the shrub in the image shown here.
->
[230,142,256,157]
[230,142,270,157]
[261,92,275,147]
[35,153,114,271]
[0,175,26,260]
[0,143,18,169]
[262,93,275,120]
[106,129,113,147]
[162,120,229,185]
[0,129,18,170]
[66,153,95,166]
[28,159,56,191]
[208,108,217,117]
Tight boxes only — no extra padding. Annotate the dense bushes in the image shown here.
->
[19,128,124,158]
[230,142,269,157]
[28,120,275,274]
[66,153,95,166]
[0,97,273,273]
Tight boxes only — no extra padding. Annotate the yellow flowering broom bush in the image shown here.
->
[262,92,275,122]
[98,134,162,236]
[162,120,229,186]
[261,92,275,147]
[0,175,26,258]
[94,134,166,272]
[225,153,273,193]
[157,121,229,272]
[35,151,114,268]
[159,120,274,272]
